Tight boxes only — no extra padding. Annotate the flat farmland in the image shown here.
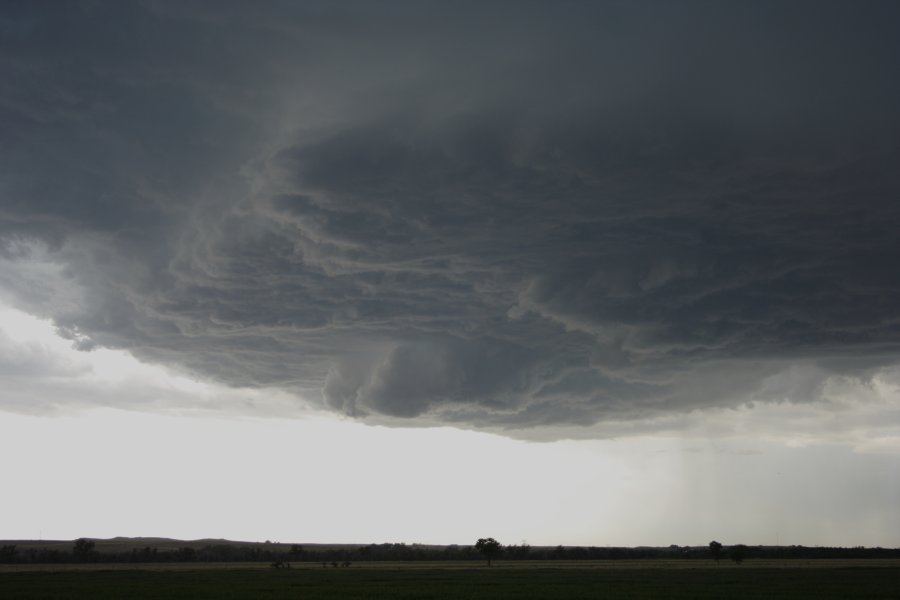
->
[2,561,899,599]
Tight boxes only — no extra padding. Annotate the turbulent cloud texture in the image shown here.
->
[2,1,900,434]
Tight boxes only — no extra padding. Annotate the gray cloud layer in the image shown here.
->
[2,1,900,434]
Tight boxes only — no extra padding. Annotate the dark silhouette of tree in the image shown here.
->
[708,540,723,564]
[0,545,17,564]
[475,537,502,567]
[730,544,747,564]
[506,543,531,559]
[175,547,196,562]
[73,538,96,562]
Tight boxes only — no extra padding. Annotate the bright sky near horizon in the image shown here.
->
[1,306,897,546]
[1,1,899,548]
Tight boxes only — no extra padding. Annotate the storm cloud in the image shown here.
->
[2,1,900,435]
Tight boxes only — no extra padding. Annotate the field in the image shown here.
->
[2,561,899,599]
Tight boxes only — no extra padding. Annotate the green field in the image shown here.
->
[2,563,899,599]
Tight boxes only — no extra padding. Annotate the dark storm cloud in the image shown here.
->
[2,1,899,433]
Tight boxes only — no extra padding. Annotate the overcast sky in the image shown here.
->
[1,1,898,547]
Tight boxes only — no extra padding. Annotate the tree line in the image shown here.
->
[1,539,897,565]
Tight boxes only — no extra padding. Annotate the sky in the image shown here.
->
[1,0,899,547]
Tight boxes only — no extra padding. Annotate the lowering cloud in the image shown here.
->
[2,1,900,436]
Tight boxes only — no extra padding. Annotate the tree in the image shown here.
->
[475,537,502,567]
[730,544,747,564]
[73,538,96,562]
[506,543,531,559]
[176,547,196,562]
[0,545,17,564]
[709,540,723,564]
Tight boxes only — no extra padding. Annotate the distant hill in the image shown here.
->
[1,537,439,552]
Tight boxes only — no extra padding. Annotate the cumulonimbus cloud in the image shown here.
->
[2,1,900,437]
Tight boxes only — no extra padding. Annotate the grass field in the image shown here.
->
[2,562,899,599]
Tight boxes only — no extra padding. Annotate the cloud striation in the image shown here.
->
[1,1,900,436]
